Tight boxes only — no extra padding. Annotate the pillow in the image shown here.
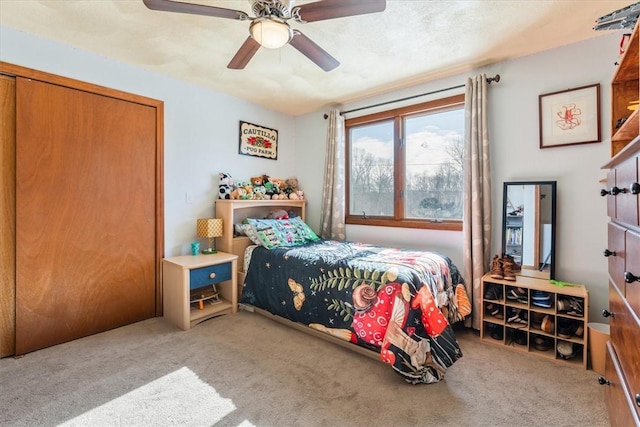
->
[245,217,320,249]
[289,217,321,242]
[241,223,264,246]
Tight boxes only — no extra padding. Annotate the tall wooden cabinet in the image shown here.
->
[0,62,165,356]
[600,19,640,426]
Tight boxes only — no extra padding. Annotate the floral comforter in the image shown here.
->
[240,240,470,384]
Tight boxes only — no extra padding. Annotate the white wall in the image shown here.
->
[0,26,297,257]
[296,33,622,322]
[2,24,620,322]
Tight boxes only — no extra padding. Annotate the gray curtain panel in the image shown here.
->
[463,74,492,329]
[320,108,346,240]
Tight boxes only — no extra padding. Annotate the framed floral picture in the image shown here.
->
[538,84,601,149]
[238,121,278,160]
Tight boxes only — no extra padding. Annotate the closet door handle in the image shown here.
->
[631,182,640,195]
[603,249,617,257]
[602,309,615,318]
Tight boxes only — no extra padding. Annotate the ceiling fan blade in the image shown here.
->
[289,31,339,72]
[227,37,261,70]
[142,0,249,20]
[295,0,386,23]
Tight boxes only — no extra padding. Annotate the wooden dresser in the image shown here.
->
[600,18,640,425]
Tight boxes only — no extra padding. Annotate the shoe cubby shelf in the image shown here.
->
[480,273,588,369]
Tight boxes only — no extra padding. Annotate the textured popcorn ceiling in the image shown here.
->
[0,1,631,116]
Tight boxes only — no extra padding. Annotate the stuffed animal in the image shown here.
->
[268,209,289,220]
[265,177,285,199]
[250,176,264,186]
[218,172,234,199]
[285,177,299,196]
[230,187,246,200]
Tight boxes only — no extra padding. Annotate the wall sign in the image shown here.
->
[238,121,278,160]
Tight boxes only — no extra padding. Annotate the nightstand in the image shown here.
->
[162,252,238,330]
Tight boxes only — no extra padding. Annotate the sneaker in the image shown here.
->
[484,285,503,301]
[490,255,503,279]
[531,291,553,308]
[541,315,554,333]
[557,341,576,359]
[531,312,545,330]
[557,298,570,312]
[489,324,503,340]
[533,335,552,351]
[558,318,584,338]
[514,329,527,345]
[485,303,504,319]
[506,287,528,303]
[507,308,528,325]
[506,328,527,346]
[567,298,584,317]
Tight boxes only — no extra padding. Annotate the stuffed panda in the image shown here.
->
[218,172,234,199]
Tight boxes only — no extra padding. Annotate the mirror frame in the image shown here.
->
[501,181,557,280]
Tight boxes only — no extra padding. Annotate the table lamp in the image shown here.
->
[196,218,223,254]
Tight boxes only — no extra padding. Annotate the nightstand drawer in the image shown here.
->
[189,262,231,289]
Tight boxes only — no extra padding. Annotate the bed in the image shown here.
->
[215,199,470,384]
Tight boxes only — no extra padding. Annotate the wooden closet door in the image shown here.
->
[15,77,157,355]
[0,75,16,357]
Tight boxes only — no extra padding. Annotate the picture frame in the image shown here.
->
[238,120,278,160]
[538,84,601,149]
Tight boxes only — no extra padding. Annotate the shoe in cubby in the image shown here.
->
[505,286,528,304]
[484,283,503,301]
[484,302,504,320]
[506,307,528,325]
[506,327,527,346]
[531,333,553,352]
[486,323,504,341]
[557,296,584,317]
[557,317,584,339]
[531,290,554,309]
[557,339,583,361]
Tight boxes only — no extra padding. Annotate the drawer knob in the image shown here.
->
[624,271,640,283]
[612,186,627,195]
[598,376,611,386]
[209,272,216,279]
[631,182,640,195]
[603,249,617,257]
[602,309,615,318]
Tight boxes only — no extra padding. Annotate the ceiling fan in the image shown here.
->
[142,0,386,71]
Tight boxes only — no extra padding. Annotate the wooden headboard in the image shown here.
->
[215,199,307,271]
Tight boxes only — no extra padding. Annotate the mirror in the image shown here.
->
[502,181,557,280]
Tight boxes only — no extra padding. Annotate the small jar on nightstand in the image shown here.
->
[162,252,238,330]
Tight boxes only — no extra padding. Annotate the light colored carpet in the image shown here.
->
[0,311,609,427]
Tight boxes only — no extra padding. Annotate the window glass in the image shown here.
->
[345,94,464,230]
[348,120,394,216]
[404,108,464,219]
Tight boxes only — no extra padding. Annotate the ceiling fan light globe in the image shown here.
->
[250,19,292,49]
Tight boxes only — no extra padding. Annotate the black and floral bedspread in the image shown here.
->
[240,240,470,384]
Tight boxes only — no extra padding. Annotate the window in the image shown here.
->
[345,94,465,231]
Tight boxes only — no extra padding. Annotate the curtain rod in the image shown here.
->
[323,74,500,119]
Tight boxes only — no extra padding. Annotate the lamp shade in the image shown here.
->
[197,218,223,239]
[250,18,292,49]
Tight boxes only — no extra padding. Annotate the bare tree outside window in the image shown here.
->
[346,95,464,230]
